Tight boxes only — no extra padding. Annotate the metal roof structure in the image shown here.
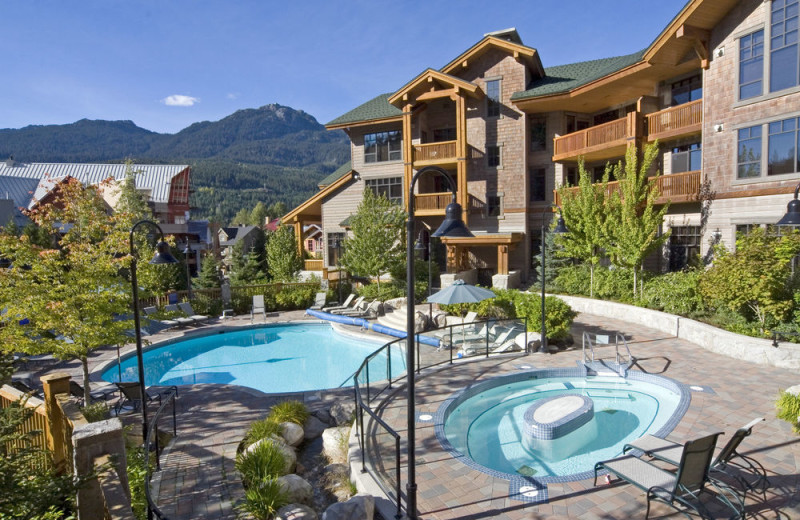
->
[0,162,190,205]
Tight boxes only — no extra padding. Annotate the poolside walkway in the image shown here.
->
[366,313,800,519]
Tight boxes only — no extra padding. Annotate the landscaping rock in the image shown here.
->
[321,426,350,464]
[277,474,314,505]
[330,401,355,426]
[281,421,305,447]
[304,415,328,440]
[312,409,333,425]
[322,493,374,520]
[323,463,352,501]
[785,384,800,396]
[246,437,297,475]
[275,503,318,520]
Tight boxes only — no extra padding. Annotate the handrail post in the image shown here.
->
[485,322,490,358]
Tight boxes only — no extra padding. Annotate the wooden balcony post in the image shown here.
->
[403,103,414,212]
[41,372,71,473]
[456,95,468,224]
[294,221,303,257]
[497,245,509,275]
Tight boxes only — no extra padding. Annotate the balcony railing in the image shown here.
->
[413,140,457,166]
[646,99,702,142]
[414,192,452,215]
[553,170,701,206]
[304,259,324,271]
[553,116,631,162]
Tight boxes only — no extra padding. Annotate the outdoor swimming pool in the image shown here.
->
[436,369,689,482]
[101,323,403,393]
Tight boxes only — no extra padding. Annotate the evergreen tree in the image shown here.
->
[267,201,287,220]
[535,228,570,289]
[230,247,268,285]
[232,208,251,226]
[266,225,302,281]
[114,160,152,226]
[195,254,222,289]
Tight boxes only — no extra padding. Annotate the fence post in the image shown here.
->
[41,372,70,472]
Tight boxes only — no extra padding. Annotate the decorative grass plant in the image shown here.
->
[269,400,309,426]
[776,390,800,432]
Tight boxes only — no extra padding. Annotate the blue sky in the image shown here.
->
[1,0,688,134]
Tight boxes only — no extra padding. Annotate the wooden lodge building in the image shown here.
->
[284,0,800,287]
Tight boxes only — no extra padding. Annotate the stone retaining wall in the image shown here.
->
[554,294,800,372]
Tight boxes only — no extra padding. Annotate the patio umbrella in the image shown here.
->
[426,279,495,305]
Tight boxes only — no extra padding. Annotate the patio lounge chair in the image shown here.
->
[330,296,365,315]
[143,306,180,329]
[113,382,177,416]
[69,380,114,405]
[252,295,266,323]
[342,300,382,319]
[178,302,210,324]
[322,293,355,312]
[335,297,370,316]
[595,432,743,519]
[446,311,478,327]
[163,304,196,327]
[9,380,42,399]
[309,291,328,311]
[458,325,520,356]
[624,417,768,496]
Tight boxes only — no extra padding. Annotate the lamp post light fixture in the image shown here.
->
[182,244,193,300]
[414,229,433,298]
[130,220,178,443]
[778,183,800,226]
[406,166,472,519]
[539,210,568,354]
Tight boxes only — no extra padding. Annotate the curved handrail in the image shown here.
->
[144,388,178,520]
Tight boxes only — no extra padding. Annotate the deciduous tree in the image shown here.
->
[266,225,302,282]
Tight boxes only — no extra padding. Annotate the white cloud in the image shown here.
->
[226,92,240,100]
[162,94,199,107]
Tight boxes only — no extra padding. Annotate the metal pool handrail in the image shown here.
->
[144,387,178,520]
[352,318,527,518]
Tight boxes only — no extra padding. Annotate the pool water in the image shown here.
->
[441,373,685,480]
[101,323,403,393]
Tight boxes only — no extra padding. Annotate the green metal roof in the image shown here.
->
[511,49,646,101]
[318,160,352,187]
[326,93,402,127]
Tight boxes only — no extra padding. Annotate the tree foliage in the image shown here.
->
[266,226,302,282]
[194,254,222,289]
[699,227,800,331]
[340,189,406,291]
[0,178,131,404]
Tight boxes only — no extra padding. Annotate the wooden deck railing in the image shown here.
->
[554,170,701,206]
[304,259,324,271]
[413,141,457,163]
[553,117,629,158]
[646,99,702,141]
[415,192,452,213]
[0,386,50,470]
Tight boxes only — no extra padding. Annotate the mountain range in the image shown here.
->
[0,104,349,221]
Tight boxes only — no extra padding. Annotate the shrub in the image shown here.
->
[776,390,800,432]
[640,270,705,316]
[357,282,404,302]
[126,444,151,520]
[237,478,288,520]
[80,402,110,423]
[236,440,289,485]
[243,418,282,448]
[553,264,592,296]
[274,284,317,310]
[190,292,222,317]
[513,293,577,341]
[269,400,309,426]
[439,287,518,319]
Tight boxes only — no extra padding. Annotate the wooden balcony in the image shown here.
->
[553,170,701,206]
[646,99,702,142]
[414,192,452,216]
[304,259,324,271]
[413,140,458,168]
[552,114,635,163]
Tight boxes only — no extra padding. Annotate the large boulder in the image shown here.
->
[304,415,328,440]
[324,463,353,502]
[322,494,374,520]
[321,426,351,464]
[277,474,313,505]
[245,437,297,475]
[281,422,304,447]
[330,401,356,426]
[275,503,318,520]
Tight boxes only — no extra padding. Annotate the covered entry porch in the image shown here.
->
[440,232,524,289]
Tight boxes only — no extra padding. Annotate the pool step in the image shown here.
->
[579,360,631,378]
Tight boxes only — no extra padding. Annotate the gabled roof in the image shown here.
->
[0,175,39,212]
[388,69,481,106]
[0,162,190,204]
[283,167,358,225]
[440,34,542,77]
[511,49,646,101]
[326,93,403,129]
[319,161,352,188]
[219,225,259,246]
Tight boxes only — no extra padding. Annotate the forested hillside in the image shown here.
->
[0,104,349,221]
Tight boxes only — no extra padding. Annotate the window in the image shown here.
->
[306,239,314,250]
[365,177,403,204]
[770,0,799,93]
[669,226,701,271]
[565,166,579,186]
[593,109,619,126]
[486,79,501,118]
[671,143,702,173]
[487,145,501,167]
[740,30,764,99]
[671,75,702,106]
[530,118,546,152]
[566,115,590,134]
[327,232,345,266]
[768,118,799,175]
[487,194,503,217]
[433,128,456,142]
[364,130,402,163]
[530,168,546,202]
[737,126,762,178]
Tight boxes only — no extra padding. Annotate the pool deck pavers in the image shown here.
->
[19,309,800,519]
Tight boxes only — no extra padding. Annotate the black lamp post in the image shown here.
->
[778,183,800,226]
[539,210,568,354]
[182,243,193,300]
[130,220,178,443]
[414,229,432,297]
[335,238,343,304]
[406,166,472,519]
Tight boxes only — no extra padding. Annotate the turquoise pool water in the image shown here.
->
[101,323,402,393]
[441,374,685,479]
